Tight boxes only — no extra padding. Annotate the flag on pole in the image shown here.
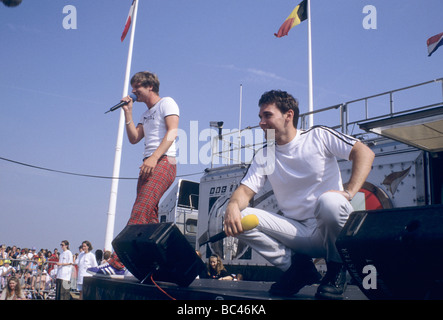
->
[274,0,308,38]
[427,32,443,57]
[121,0,136,42]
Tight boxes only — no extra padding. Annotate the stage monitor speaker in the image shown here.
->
[112,223,205,287]
[336,204,443,300]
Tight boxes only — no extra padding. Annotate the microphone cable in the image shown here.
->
[150,274,176,300]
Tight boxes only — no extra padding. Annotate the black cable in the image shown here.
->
[0,156,202,180]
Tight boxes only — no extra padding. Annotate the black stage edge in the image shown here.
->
[82,276,367,301]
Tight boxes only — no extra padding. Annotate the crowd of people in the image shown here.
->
[0,240,241,300]
[0,242,110,300]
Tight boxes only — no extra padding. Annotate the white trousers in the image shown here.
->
[237,192,354,272]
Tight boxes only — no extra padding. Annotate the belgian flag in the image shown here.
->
[274,0,307,38]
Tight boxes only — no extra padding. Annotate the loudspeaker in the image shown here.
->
[112,223,205,287]
[336,204,443,300]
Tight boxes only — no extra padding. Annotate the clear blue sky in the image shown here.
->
[1,0,441,253]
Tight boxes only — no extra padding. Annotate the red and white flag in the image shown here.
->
[121,0,136,42]
[427,32,443,57]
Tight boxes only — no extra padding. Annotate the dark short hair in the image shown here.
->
[258,90,299,128]
[61,240,70,249]
[82,240,93,251]
[130,71,160,93]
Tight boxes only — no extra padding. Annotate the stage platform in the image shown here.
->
[82,276,368,300]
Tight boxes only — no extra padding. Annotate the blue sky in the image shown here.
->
[1,0,441,253]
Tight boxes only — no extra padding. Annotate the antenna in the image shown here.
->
[238,84,243,163]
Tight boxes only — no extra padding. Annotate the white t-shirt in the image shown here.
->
[56,250,73,281]
[75,251,97,284]
[138,97,179,158]
[241,126,358,221]
[0,265,12,276]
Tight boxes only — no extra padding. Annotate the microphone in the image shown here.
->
[200,214,259,246]
[105,93,137,114]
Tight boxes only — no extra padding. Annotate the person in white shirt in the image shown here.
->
[0,260,13,289]
[224,90,374,299]
[88,71,179,278]
[55,240,73,300]
[75,241,97,299]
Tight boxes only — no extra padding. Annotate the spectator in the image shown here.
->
[47,250,59,274]
[201,255,233,281]
[35,251,46,269]
[95,249,103,265]
[0,276,26,300]
[10,246,19,269]
[26,248,33,261]
[5,246,11,260]
[0,245,6,267]
[22,271,33,290]
[18,249,28,273]
[101,250,111,265]
[75,241,98,299]
[0,260,13,288]
[43,270,52,291]
[55,240,73,300]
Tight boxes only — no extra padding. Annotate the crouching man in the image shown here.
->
[224,90,374,299]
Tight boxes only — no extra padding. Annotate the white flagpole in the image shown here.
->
[307,0,314,128]
[104,0,139,251]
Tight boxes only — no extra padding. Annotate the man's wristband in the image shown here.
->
[344,189,353,201]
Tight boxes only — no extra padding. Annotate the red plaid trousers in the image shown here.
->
[109,155,176,270]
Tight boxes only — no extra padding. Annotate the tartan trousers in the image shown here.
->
[109,155,176,270]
